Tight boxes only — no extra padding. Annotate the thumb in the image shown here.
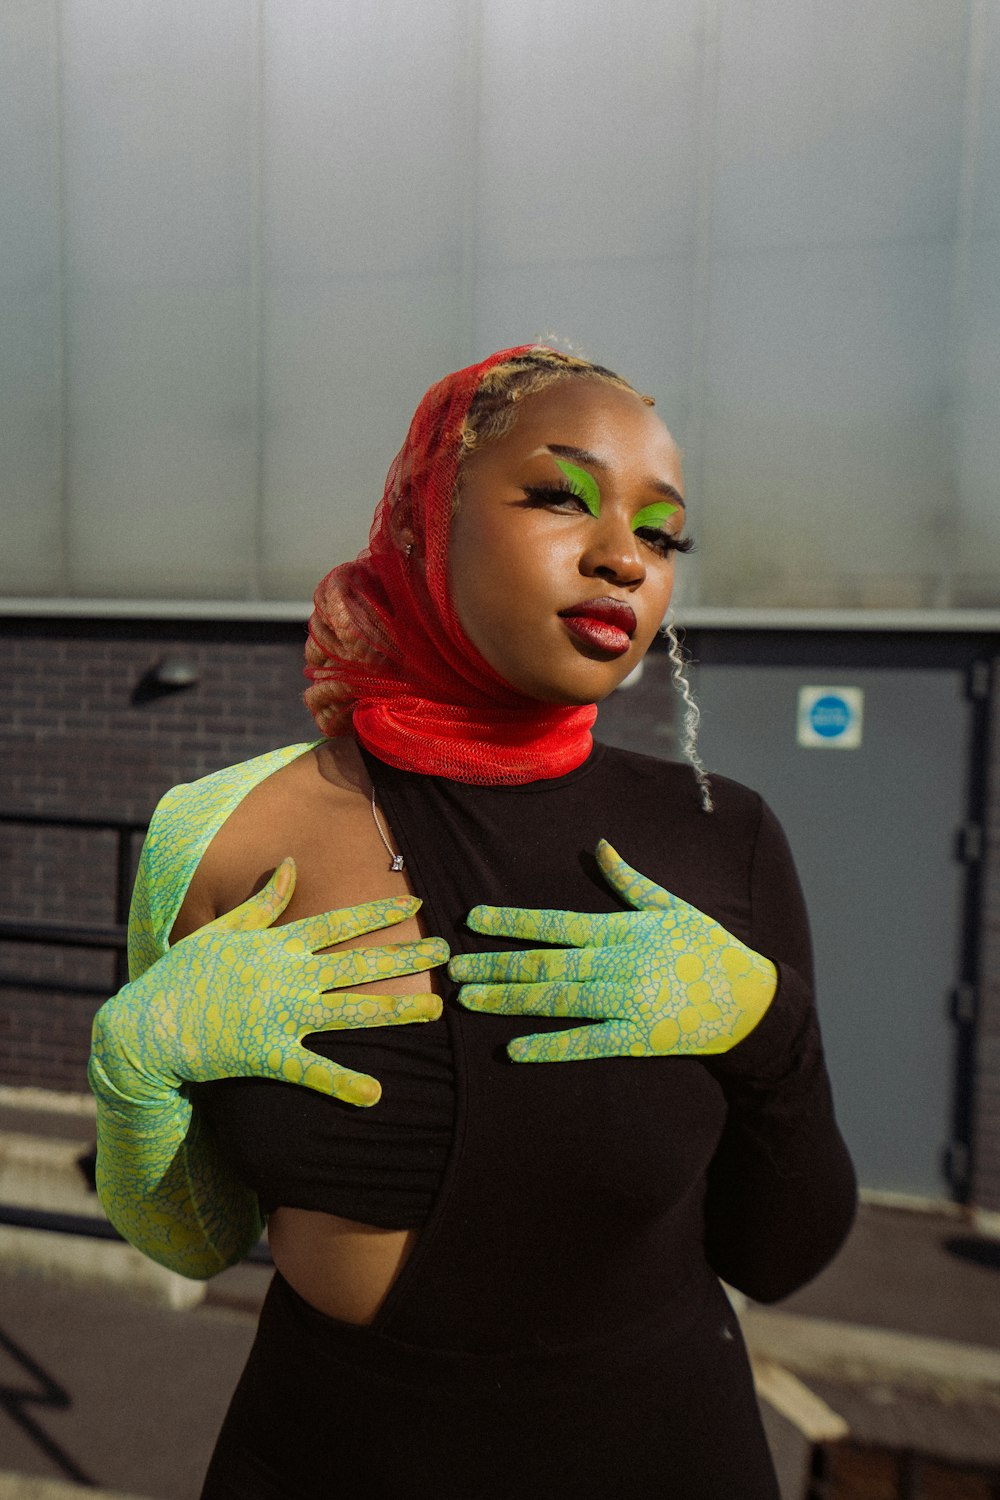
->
[595,840,672,913]
[207,857,297,934]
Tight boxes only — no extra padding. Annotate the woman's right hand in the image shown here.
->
[90,857,448,1110]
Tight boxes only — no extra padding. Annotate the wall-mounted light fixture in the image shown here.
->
[131,653,201,705]
[152,654,200,689]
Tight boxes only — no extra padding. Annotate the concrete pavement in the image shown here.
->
[0,1260,264,1499]
[3,1087,1000,1497]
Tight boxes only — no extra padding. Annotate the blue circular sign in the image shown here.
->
[808,694,852,739]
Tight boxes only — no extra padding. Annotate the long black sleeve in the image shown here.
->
[702,800,857,1302]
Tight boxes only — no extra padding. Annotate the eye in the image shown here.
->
[553,457,601,517]
[521,482,594,513]
[630,498,691,559]
[635,528,696,559]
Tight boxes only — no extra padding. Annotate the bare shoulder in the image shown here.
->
[171,739,369,941]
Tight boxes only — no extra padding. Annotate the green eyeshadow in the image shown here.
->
[554,458,601,518]
[631,500,678,532]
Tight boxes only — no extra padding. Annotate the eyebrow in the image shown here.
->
[545,443,686,509]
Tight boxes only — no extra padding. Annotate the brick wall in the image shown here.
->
[0,616,682,1094]
[1,616,316,1091]
[2,616,999,1217]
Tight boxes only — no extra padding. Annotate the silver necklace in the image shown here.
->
[370,786,405,872]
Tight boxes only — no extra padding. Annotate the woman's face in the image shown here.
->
[447,379,688,705]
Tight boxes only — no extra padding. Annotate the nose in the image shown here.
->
[579,515,647,588]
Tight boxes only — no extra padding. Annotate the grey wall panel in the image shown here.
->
[0,0,63,593]
[262,0,469,282]
[64,286,260,598]
[472,257,698,427]
[954,235,1000,602]
[61,0,257,288]
[257,0,470,597]
[61,0,260,597]
[1,0,997,609]
[259,273,468,599]
[970,0,999,241]
[713,0,969,251]
[700,240,955,608]
[477,0,704,266]
[693,662,972,1197]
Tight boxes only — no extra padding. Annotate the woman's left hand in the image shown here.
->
[449,840,776,1063]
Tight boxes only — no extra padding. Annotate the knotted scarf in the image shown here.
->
[304,347,597,784]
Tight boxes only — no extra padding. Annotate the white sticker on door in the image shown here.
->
[797,686,864,749]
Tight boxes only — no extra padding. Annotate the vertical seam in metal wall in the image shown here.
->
[974,657,1000,1211]
[247,0,267,601]
[684,0,722,610]
[940,0,989,610]
[53,0,70,593]
[458,0,483,365]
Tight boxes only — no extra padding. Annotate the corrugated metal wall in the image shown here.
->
[2,0,998,608]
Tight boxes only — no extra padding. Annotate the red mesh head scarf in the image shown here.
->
[304,346,598,784]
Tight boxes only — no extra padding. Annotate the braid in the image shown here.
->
[455,348,653,500]
[662,619,714,813]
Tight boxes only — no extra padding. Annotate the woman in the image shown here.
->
[90,346,856,1498]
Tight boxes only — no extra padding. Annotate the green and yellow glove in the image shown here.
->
[449,840,776,1064]
[90,858,448,1275]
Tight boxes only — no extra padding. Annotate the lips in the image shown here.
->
[559,598,637,635]
[558,598,637,657]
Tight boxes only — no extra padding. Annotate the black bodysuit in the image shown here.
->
[198,744,856,1499]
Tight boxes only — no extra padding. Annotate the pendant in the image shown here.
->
[390,854,405,872]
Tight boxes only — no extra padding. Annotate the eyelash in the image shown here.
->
[522,481,593,511]
[638,528,695,558]
[521,484,695,557]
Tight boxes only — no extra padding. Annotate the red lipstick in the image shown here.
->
[558,598,637,657]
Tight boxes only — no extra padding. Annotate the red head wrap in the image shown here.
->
[304,346,598,784]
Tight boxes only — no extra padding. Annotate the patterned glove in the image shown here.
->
[449,840,775,1063]
[90,858,448,1275]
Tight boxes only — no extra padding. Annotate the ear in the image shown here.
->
[386,489,417,557]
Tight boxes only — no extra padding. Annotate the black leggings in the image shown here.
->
[200,1272,778,1500]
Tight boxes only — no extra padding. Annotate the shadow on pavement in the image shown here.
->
[0,1326,94,1487]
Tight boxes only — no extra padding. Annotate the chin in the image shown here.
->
[520,668,634,706]
[493,638,646,706]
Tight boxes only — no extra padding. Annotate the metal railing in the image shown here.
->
[0,810,275,1264]
[0,809,148,993]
